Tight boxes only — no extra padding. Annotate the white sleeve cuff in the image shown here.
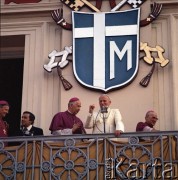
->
[52,129,73,135]
[143,126,153,132]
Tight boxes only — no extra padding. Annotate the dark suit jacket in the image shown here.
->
[19,126,43,136]
[29,126,43,136]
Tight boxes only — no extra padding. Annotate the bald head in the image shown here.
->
[145,110,156,118]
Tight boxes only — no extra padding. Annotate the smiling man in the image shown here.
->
[20,111,43,136]
[85,94,124,137]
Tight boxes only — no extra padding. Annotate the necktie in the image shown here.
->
[23,127,28,135]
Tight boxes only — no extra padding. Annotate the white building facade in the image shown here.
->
[1,0,178,135]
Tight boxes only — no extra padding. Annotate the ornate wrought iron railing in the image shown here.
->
[0,131,177,180]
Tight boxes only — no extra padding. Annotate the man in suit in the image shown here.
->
[20,111,43,136]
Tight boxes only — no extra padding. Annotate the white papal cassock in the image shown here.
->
[85,108,124,134]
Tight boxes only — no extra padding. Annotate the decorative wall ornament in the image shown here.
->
[111,0,147,11]
[140,42,169,67]
[44,47,72,90]
[51,3,162,31]
[140,62,156,87]
[139,42,169,87]
[72,10,140,92]
[60,0,102,12]
[44,47,72,72]
[44,0,169,92]
[57,63,73,91]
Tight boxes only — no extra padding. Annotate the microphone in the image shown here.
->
[100,106,108,113]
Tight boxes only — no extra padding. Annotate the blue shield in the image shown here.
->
[72,9,140,92]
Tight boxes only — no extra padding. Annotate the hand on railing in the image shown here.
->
[115,130,123,137]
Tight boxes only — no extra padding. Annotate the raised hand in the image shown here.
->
[89,104,95,114]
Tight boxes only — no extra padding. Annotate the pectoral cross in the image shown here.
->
[3,129,7,135]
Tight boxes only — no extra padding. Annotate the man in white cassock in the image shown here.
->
[85,94,124,137]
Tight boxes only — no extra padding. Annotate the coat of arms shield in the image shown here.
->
[72,9,140,92]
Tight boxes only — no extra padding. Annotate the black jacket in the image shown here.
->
[20,126,43,136]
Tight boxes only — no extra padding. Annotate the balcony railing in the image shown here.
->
[0,131,177,180]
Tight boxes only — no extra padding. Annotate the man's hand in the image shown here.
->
[72,122,82,133]
[151,127,159,132]
[115,130,123,137]
[89,104,95,114]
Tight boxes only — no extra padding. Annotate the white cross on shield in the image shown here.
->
[72,9,140,92]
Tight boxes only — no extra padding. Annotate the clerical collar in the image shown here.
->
[67,110,74,115]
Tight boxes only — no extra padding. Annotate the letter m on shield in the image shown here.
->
[72,9,140,92]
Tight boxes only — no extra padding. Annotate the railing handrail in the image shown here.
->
[0,130,177,142]
[0,131,177,180]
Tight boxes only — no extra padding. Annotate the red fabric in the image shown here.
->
[5,0,41,4]
[0,100,9,106]
[69,97,79,103]
[0,119,8,137]
[49,111,85,134]
[136,122,153,131]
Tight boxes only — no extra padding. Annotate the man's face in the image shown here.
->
[146,112,158,127]
[99,95,111,108]
[0,105,9,119]
[21,113,32,127]
[69,100,81,115]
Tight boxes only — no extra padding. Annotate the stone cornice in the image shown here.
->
[1,2,62,14]
[151,0,178,6]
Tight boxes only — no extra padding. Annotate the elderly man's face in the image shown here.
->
[0,105,9,118]
[99,95,111,108]
[146,112,158,127]
[69,100,81,115]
